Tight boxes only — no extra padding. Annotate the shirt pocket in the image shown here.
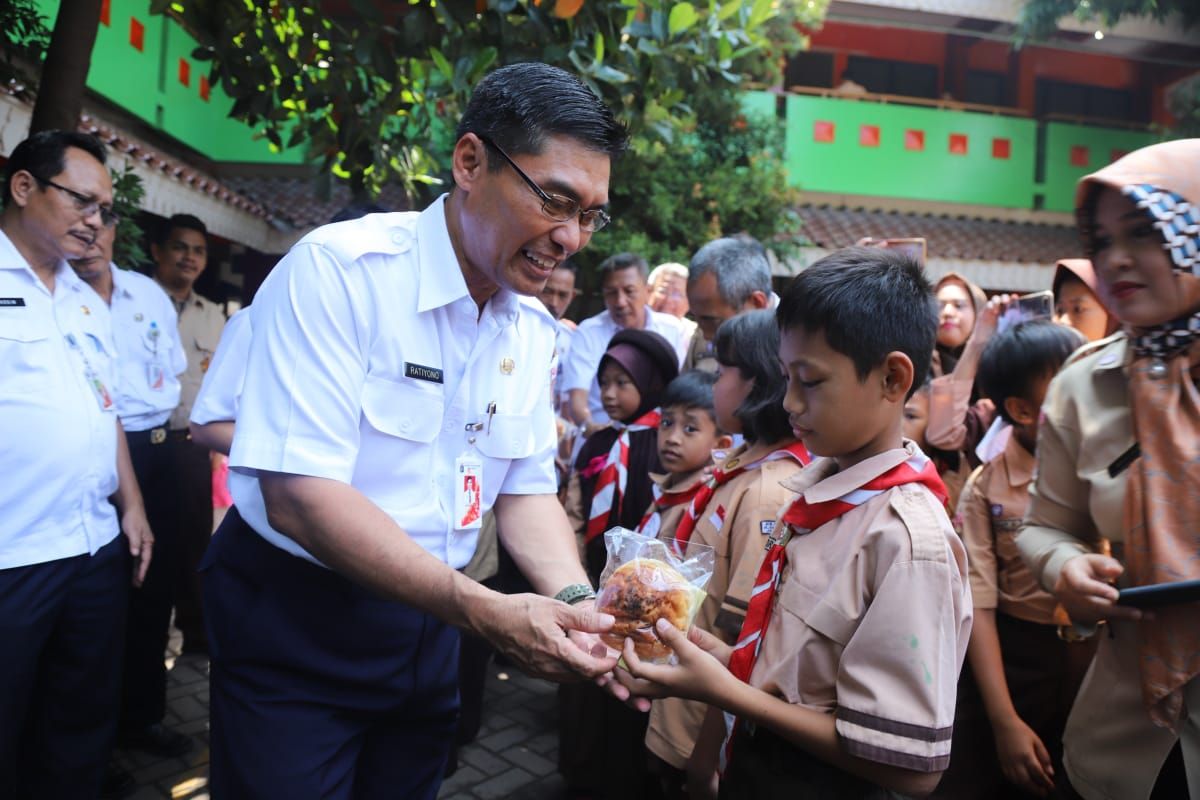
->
[474,413,535,460]
[360,373,444,443]
[0,315,54,394]
[775,578,856,703]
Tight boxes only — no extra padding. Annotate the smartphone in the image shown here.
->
[1116,579,1200,609]
[859,237,926,266]
[997,290,1054,333]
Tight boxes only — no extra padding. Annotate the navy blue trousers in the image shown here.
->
[0,534,129,799]
[202,509,460,800]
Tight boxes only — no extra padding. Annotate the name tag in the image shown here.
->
[455,454,483,529]
[0,298,26,307]
[405,361,444,384]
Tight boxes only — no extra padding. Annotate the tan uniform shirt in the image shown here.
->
[168,290,226,431]
[681,325,717,374]
[1018,333,1131,590]
[958,435,1059,625]
[640,467,707,539]
[750,443,972,773]
[646,441,804,768]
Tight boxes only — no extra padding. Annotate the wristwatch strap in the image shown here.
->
[553,583,596,606]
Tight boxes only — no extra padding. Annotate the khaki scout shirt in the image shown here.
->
[641,467,708,538]
[1018,333,1132,592]
[646,440,803,768]
[749,443,972,773]
[166,289,226,430]
[681,325,717,374]
[958,435,1059,625]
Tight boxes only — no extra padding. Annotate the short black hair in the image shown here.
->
[329,202,387,223]
[978,320,1085,424]
[777,247,936,399]
[155,213,208,246]
[457,62,627,172]
[598,252,648,282]
[714,310,792,444]
[554,260,578,275]
[3,130,107,207]
[661,370,717,423]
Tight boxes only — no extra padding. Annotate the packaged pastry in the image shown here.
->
[595,528,714,662]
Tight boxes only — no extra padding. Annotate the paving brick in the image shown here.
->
[173,694,207,723]
[126,784,168,800]
[505,772,567,800]
[477,725,533,754]
[504,746,556,777]
[437,764,484,795]
[131,757,187,786]
[159,766,209,799]
[471,767,534,800]
[524,732,558,755]
[460,746,509,777]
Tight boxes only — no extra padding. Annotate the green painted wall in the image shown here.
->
[1041,122,1158,212]
[784,94,1037,208]
[36,0,305,164]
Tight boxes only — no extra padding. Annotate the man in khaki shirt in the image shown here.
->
[152,213,226,656]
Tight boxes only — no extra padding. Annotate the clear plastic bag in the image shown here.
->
[594,527,715,663]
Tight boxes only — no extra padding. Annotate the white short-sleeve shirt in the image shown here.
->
[80,263,187,431]
[560,307,688,426]
[190,306,251,426]
[0,230,121,569]
[228,198,559,568]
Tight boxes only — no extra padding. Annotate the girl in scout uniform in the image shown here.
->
[645,311,809,795]
[1019,138,1200,800]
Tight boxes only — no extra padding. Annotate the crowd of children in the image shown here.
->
[537,138,1199,800]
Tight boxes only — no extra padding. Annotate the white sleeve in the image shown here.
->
[561,320,602,393]
[190,309,251,425]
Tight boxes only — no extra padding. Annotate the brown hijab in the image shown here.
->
[1077,138,1200,731]
[1051,258,1119,338]
[932,272,987,376]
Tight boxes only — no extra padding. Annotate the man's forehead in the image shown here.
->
[60,147,113,196]
[603,267,644,287]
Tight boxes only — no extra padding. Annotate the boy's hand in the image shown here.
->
[614,619,734,704]
[1054,554,1143,625]
[993,716,1054,797]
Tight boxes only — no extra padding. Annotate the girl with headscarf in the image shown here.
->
[1018,138,1200,800]
[1052,258,1119,343]
[560,327,679,800]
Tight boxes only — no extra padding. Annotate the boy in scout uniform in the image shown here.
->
[618,248,972,800]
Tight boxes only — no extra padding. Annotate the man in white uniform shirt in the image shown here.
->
[0,130,152,797]
[561,252,688,436]
[202,63,626,799]
[70,223,195,760]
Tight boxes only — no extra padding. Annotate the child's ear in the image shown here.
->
[881,351,915,403]
[714,433,735,450]
[1004,396,1037,427]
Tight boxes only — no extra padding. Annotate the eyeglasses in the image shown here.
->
[34,176,119,227]
[478,136,611,233]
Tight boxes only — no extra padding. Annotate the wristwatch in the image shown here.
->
[553,583,596,606]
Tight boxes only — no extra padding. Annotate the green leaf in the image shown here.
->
[668,2,699,34]
[748,0,773,28]
[593,31,605,63]
[469,47,498,80]
[717,34,733,61]
[429,47,453,80]
[717,0,741,21]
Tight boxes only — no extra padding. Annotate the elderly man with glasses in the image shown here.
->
[0,129,153,797]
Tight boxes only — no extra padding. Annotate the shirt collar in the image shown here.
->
[780,440,917,504]
[108,263,136,300]
[653,467,709,493]
[1000,435,1035,488]
[0,228,71,281]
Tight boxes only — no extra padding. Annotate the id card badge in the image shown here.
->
[147,360,166,391]
[455,453,483,529]
[66,333,114,411]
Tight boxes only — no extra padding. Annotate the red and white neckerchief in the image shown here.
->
[637,480,704,538]
[720,448,947,771]
[585,409,662,544]
[671,441,811,558]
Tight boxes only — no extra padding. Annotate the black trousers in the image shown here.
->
[120,427,182,730]
[170,432,212,650]
[0,536,129,798]
[202,509,460,799]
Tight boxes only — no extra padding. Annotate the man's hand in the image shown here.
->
[1053,554,1142,625]
[612,620,735,704]
[121,506,154,587]
[993,716,1054,797]
[474,593,617,682]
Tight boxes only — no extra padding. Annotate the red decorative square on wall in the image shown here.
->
[949,133,968,155]
[178,59,191,87]
[199,75,211,102]
[1110,149,1128,164]
[813,121,835,143]
[992,138,1011,159]
[859,124,880,147]
[1070,145,1090,167]
[904,129,924,151]
[129,18,144,51]
[100,0,111,26]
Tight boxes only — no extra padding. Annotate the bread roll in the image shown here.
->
[597,558,696,659]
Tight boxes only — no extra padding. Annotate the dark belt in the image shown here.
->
[167,428,191,442]
[125,426,170,446]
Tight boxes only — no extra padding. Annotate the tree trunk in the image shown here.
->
[28,0,103,134]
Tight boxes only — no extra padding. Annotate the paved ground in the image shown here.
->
[119,628,566,800]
